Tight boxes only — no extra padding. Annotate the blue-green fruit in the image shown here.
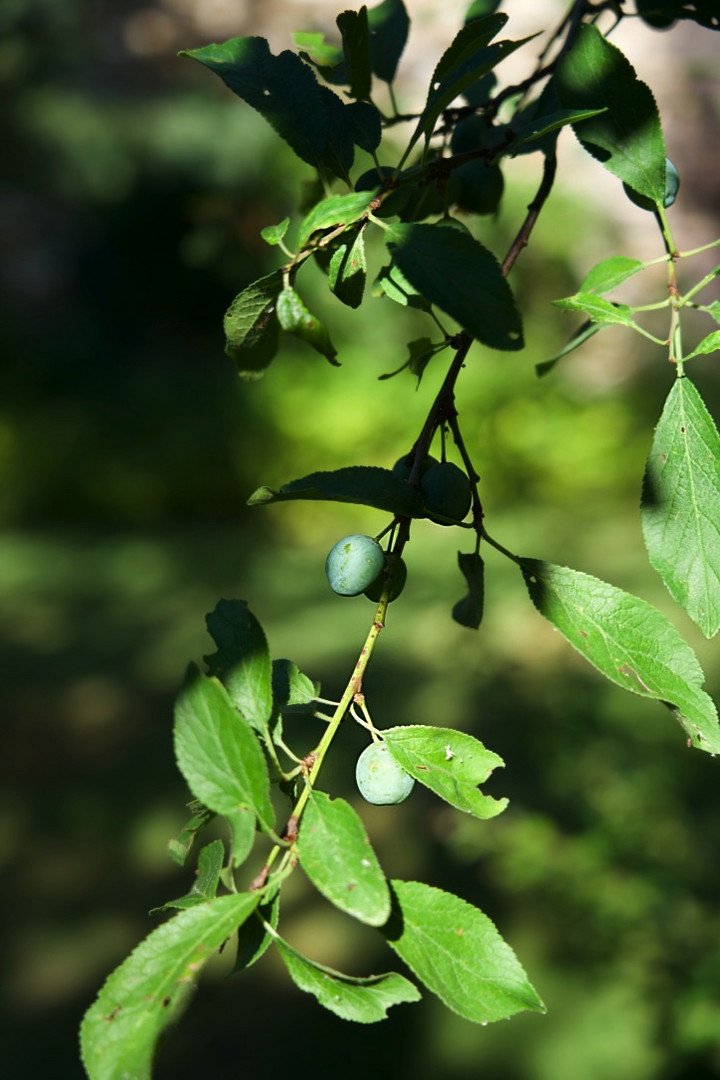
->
[392,453,439,481]
[325,534,386,596]
[364,555,407,603]
[356,743,415,805]
[421,461,472,524]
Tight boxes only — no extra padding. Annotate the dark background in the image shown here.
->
[3,2,720,1078]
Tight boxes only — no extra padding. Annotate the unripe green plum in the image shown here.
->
[355,743,415,805]
[420,461,472,524]
[364,555,407,603]
[325,534,386,596]
[392,453,439,482]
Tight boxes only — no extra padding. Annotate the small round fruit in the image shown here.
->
[420,461,472,524]
[364,555,408,603]
[325,534,386,597]
[392,453,439,482]
[356,743,415,805]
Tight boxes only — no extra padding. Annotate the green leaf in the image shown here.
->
[382,726,507,818]
[703,300,720,325]
[248,465,425,517]
[368,0,410,83]
[328,228,367,309]
[383,880,545,1023]
[374,262,432,311]
[275,937,420,1022]
[272,658,317,710]
[277,287,338,363]
[297,791,391,925]
[536,320,600,376]
[174,668,276,835]
[347,100,383,152]
[205,599,273,732]
[180,38,356,179]
[554,25,666,203]
[452,551,485,628]
[81,892,259,1080]
[408,17,529,155]
[506,107,607,154]
[465,0,503,18]
[520,559,720,753]
[233,896,279,973]
[223,271,282,379]
[292,30,343,69]
[580,255,645,294]
[155,839,225,912]
[386,223,523,350]
[641,377,720,637]
[260,218,290,246]
[167,801,214,866]
[685,329,720,360]
[553,292,635,327]
[337,7,372,100]
[296,191,374,249]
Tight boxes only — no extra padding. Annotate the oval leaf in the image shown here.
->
[81,893,259,1080]
[174,669,276,834]
[553,293,635,327]
[275,937,421,1022]
[205,599,273,731]
[248,465,425,517]
[277,287,338,363]
[382,725,507,819]
[223,271,282,379]
[297,792,391,926]
[297,191,374,249]
[383,880,545,1023]
[521,559,720,753]
[555,25,666,203]
[641,377,720,637]
[386,223,523,350]
[580,255,645,295]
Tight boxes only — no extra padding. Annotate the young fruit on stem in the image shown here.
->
[356,742,415,805]
[325,534,386,596]
[421,461,472,524]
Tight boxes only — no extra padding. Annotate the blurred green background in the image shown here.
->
[3,2,720,1078]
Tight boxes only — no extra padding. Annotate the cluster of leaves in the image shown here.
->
[81,2,720,1077]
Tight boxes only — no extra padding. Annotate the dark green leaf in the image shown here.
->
[81,893,260,1080]
[328,228,367,308]
[553,292,635,327]
[641,377,720,637]
[580,255,645,294]
[205,599,273,732]
[368,0,410,83]
[452,551,485,628]
[383,880,545,1023]
[248,465,425,517]
[382,726,507,818]
[174,668,276,835]
[272,658,317,710]
[409,18,529,155]
[154,839,225,912]
[337,7,372,100]
[233,896,279,973]
[536,320,600,376]
[223,271,283,379]
[297,191,374,249]
[317,84,356,180]
[521,559,720,753]
[554,25,666,202]
[275,937,420,1022]
[260,219,290,246]
[386,223,523,350]
[685,330,720,360]
[506,107,607,154]
[297,792,391,925]
[347,100,383,152]
[181,39,330,171]
[373,262,432,311]
[277,287,338,363]
[167,801,214,867]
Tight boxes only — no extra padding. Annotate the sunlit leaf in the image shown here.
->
[205,599,273,731]
[223,271,282,379]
